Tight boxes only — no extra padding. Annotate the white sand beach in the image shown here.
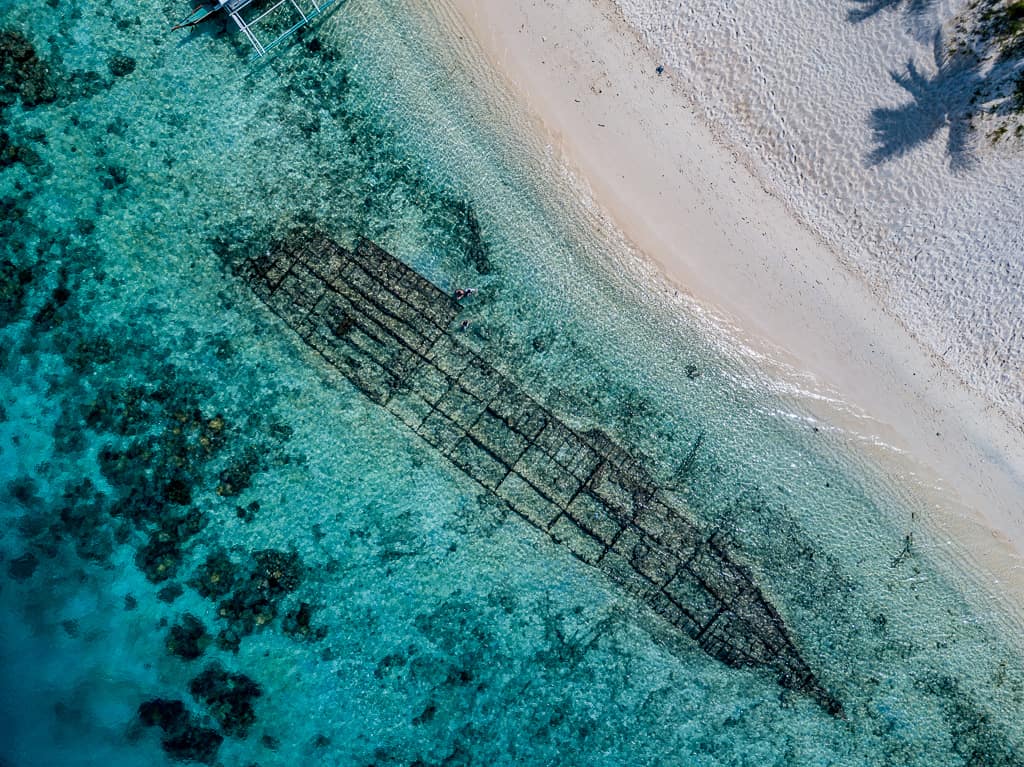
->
[431,0,1024,604]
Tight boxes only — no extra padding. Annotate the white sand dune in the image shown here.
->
[617,0,1024,427]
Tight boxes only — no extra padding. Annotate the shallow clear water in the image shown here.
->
[0,0,1022,765]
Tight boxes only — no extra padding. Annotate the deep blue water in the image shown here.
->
[0,1,1022,765]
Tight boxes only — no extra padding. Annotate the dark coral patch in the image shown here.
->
[56,479,113,562]
[216,446,265,497]
[188,663,262,738]
[167,614,211,661]
[0,131,42,171]
[0,258,33,327]
[235,500,260,523]
[131,507,207,583]
[210,549,305,646]
[216,589,278,643]
[253,549,303,594]
[8,551,38,581]
[0,29,57,108]
[138,698,190,731]
[190,549,238,600]
[107,54,135,78]
[135,532,184,583]
[282,601,327,642]
[31,279,72,332]
[163,477,193,506]
[158,583,185,603]
[138,698,223,764]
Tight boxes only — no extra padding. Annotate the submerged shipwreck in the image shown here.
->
[237,233,843,716]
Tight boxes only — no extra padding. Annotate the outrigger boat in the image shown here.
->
[173,0,340,58]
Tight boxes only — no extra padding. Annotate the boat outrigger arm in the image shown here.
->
[172,0,340,58]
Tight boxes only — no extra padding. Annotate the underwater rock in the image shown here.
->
[138,698,223,764]
[215,627,241,654]
[0,193,28,240]
[88,388,149,437]
[281,602,312,636]
[374,650,410,680]
[210,335,235,361]
[216,588,278,640]
[107,485,167,526]
[52,406,89,454]
[0,29,57,108]
[167,614,211,661]
[188,663,262,737]
[7,476,40,508]
[124,594,138,611]
[411,703,437,727]
[15,514,58,560]
[161,726,224,765]
[164,506,208,542]
[8,551,38,581]
[107,54,135,77]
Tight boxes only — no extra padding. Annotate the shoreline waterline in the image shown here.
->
[429,0,1024,618]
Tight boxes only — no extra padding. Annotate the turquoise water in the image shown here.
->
[1,0,1022,764]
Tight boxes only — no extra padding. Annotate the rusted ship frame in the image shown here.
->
[236,233,843,716]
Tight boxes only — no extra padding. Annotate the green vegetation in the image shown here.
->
[993,0,1024,36]
[956,0,1024,137]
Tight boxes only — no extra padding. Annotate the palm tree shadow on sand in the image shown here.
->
[847,0,938,24]
[867,33,983,170]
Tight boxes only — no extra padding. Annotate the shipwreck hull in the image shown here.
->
[236,233,843,716]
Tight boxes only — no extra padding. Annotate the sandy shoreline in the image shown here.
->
[430,0,1024,603]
